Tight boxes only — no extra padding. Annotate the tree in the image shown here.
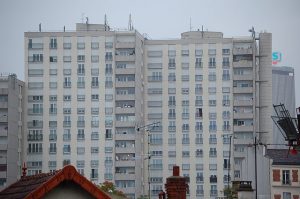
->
[99,181,127,199]
[223,186,237,199]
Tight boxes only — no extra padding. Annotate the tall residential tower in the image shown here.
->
[24,23,272,199]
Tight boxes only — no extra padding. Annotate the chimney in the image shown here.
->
[164,166,188,199]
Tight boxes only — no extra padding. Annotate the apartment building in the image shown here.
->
[24,23,273,199]
[0,74,24,190]
[266,149,300,199]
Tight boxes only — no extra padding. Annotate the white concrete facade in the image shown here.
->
[24,24,273,199]
[0,74,24,190]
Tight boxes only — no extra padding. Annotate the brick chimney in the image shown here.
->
[164,166,188,199]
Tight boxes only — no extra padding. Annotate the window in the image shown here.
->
[77,43,85,49]
[50,38,57,49]
[222,49,230,55]
[209,148,217,157]
[63,145,71,154]
[91,94,99,101]
[168,58,176,68]
[77,129,85,140]
[209,121,217,131]
[77,63,85,75]
[282,170,290,185]
[209,57,216,67]
[64,77,71,88]
[91,42,99,49]
[106,129,112,139]
[105,52,113,61]
[91,77,99,87]
[91,55,99,63]
[49,56,57,62]
[223,70,230,81]
[283,192,291,199]
[77,55,85,62]
[63,95,71,101]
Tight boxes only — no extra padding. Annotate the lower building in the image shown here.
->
[266,149,300,199]
[0,74,24,190]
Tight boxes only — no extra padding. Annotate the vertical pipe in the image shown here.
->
[255,137,257,199]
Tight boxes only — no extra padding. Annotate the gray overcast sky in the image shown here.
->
[0,0,299,104]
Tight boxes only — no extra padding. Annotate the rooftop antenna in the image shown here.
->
[81,13,85,23]
[189,17,192,31]
[104,14,108,31]
[201,25,204,38]
[128,14,133,31]
[63,26,65,32]
[39,23,41,32]
[86,17,89,24]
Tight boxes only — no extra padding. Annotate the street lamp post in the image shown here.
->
[137,122,160,199]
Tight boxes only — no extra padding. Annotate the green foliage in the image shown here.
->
[223,186,236,199]
[99,181,127,199]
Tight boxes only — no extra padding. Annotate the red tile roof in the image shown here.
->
[0,165,111,199]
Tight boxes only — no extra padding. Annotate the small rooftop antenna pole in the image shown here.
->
[86,17,89,24]
[128,14,133,30]
[201,25,204,38]
[63,26,65,32]
[81,13,85,23]
[189,17,192,31]
[104,14,108,31]
[39,23,41,32]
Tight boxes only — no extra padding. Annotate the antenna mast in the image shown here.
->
[189,17,192,31]
[128,14,133,31]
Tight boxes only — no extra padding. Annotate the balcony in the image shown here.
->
[116,94,135,101]
[148,76,162,82]
[115,55,135,62]
[234,151,246,158]
[233,125,253,132]
[233,100,253,106]
[116,42,135,49]
[115,107,135,114]
[115,147,135,154]
[27,121,43,128]
[233,112,254,119]
[115,121,135,127]
[114,172,135,180]
[233,47,253,55]
[115,68,135,75]
[233,74,253,81]
[233,87,253,93]
[234,138,253,145]
[233,60,253,68]
[28,43,43,49]
[115,81,135,87]
[115,132,135,140]
[49,108,57,114]
[27,108,43,115]
[115,159,135,167]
